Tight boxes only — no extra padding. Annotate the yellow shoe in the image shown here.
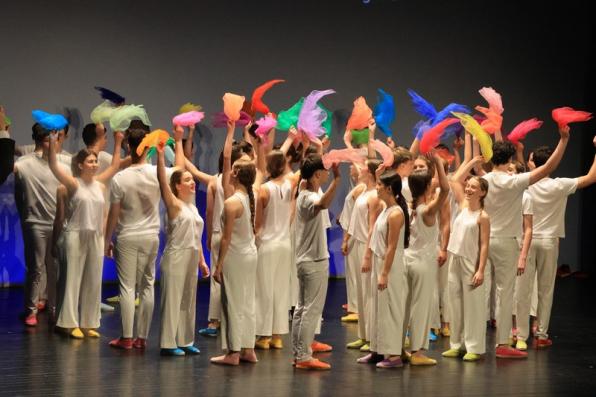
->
[463,353,481,362]
[401,350,412,363]
[359,343,370,352]
[70,328,84,339]
[441,326,451,337]
[106,295,120,303]
[404,335,410,348]
[134,298,140,307]
[346,339,366,349]
[270,336,283,349]
[442,348,463,358]
[516,339,528,351]
[255,337,271,350]
[85,329,101,338]
[410,354,437,366]
[341,313,359,322]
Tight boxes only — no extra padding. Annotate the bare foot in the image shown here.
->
[239,349,258,363]
[210,353,240,366]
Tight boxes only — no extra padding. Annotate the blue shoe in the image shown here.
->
[428,330,438,342]
[198,327,218,337]
[160,348,185,356]
[179,345,201,355]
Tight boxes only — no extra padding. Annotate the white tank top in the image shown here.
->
[447,206,481,263]
[338,189,355,232]
[370,205,405,258]
[165,201,204,250]
[348,188,375,243]
[260,180,292,242]
[65,178,105,232]
[212,174,225,233]
[224,191,257,255]
[406,203,439,257]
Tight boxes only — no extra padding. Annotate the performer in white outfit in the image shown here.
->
[482,126,569,358]
[442,155,490,362]
[403,153,449,365]
[156,141,209,356]
[254,150,297,350]
[358,169,409,369]
[521,137,596,348]
[105,121,185,350]
[48,128,123,338]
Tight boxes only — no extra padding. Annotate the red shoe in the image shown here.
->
[495,345,528,359]
[132,338,147,349]
[341,304,348,310]
[36,300,47,312]
[25,313,37,327]
[489,319,497,329]
[311,341,333,353]
[109,337,133,350]
[536,338,553,349]
[295,358,331,370]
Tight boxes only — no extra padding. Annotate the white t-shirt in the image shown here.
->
[528,177,577,238]
[97,151,113,174]
[295,190,329,264]
[110,163,173,239]
[15,153,71,228]
[483,171,531,238]
[522,191,533,216]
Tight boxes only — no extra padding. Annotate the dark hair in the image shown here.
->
[492,141,516,166]
[379,171,410,248]
[511,160,526,174]
[286,143,304,165]
[71,148,97,176]
[392,148,413,169]
[234,160,257,233]
[82,123,99,147]
[305,146,319,156]
[531,146,553,168]
[218,143,245,174]
[126,128,148,161]
[300,153,325,180]
[469,176,489,208]
[266,150,287,179]
[238,140,254,158]
[31,123,49,143]
[247,123,258,139]
[408,170,433,210]
[366,159,382,181]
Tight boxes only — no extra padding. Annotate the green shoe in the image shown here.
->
[347,339,366,349]
[359,343,370,352]
[463,353,481,362]
[442,348,464,358]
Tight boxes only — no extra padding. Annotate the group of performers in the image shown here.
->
[0,84,594,370]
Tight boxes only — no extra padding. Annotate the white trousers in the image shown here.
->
[369,254,406,355]
[23,226,55,314]
[487,237,519,345]
[115,235,159,339]
[220,250,258,352]
[160,247,199,349]
[255,238,292,336]
[403,252,437,351]
[292,259,329,361]
[514,240,537,340]
[345,236,359,313]
[532,238,559,340]
[56,231,103,329]
[448,254,487,354]
[353,239,372,340]
[207,232,222,321]
[438,251,451,323]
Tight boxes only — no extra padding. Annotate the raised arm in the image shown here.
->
[174,125,186,170]
[184,158,215,186]
[343,129,354,150]
[222,121,236,199]
[183,125,195,160]
[314,165,341,211]
[514,141,526,167]
[423,155,450,223]
[529,126,570,185]
[48,132,78,194]
[157,143,180,220]
[367,120,377,159]
[253,137,266,190]
[280,126,298,156]
[96,131,124,184]
[450,155,485,206]
[472,137,486,176]
[577,136,596,189]
[453,137,463,170]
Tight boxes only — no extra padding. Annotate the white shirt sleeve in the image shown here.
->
[558,177,578,197]
[110,176,123,203]
[515,172,531,191]
[522,192,533,215]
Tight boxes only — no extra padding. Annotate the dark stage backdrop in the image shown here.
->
[0,0,594,285]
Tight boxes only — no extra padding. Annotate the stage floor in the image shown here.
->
[1,277,595,396]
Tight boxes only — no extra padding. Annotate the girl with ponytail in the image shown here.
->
[402,152,450,366]
[358,168,409,368]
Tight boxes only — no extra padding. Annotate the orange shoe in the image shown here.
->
[295,358,331,370]
[311,341,333,353]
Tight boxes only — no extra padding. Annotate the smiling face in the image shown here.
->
[413,158,429,172]
[176,171,196,196]
[464,177,487,205]
[79,153,99,176]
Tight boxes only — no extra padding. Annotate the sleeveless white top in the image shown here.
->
[338,189,355,232]
[260,179,292,242]
[348,188,375,243]
[212,174,225,233]
[224,191,257,255]
[447,206,481,263]
[371,205,405,258]
[405,203,439,258]
[65,178,105,232]
[165,201,204,251]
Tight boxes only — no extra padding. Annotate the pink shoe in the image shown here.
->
[25,313,37,327]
